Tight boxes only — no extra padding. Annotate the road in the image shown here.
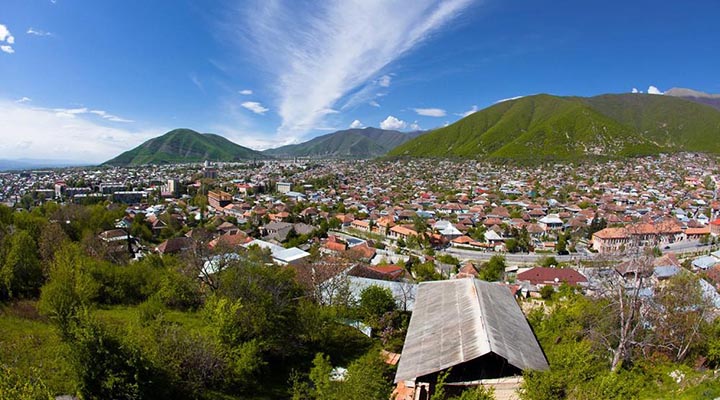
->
[442,240,718,265]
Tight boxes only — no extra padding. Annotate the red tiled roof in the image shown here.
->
[517,267,587,286]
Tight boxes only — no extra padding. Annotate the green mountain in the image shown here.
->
[262,127,424,158]
[104,128,268,166]
[387,93,720,162]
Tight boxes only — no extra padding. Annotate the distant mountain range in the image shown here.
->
[665,87,720,111]
[104,129,268,166]
[262,127,424,158]
[388,92,720,162]
[0,158,89,171]
[101,89,720,167]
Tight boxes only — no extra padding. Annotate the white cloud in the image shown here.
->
[495,95,524,103]
[233,0,473,141]
[240,101,269,115]
[239,89,253,95]
[27,28,52,37]
[15,97,31,103]
[349,119,364,129]
[89,109,134,123]
[647,85,664,95]
[378,74,392,87]
[380,115,407,130]
[48,106,135,123]
[457,105,478,117]
[409,122,422,131]
[0,24,15,54]
[369,100,380,108]
[0,99,157,163]
[0,24,12,42]
[413,107,446,117]
[631,88,639,94]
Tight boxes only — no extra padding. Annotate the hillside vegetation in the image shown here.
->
[104,128,268,166]
[263,127,422,158]
[388,94,720,162]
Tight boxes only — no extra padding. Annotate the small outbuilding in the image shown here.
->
[394,279,548,399]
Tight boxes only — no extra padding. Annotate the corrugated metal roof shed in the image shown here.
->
[394,279,548,383]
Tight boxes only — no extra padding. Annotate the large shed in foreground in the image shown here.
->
[394,279,548,399]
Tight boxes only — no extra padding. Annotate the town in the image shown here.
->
[1,153,719,398]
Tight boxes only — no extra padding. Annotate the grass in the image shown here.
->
[0,301,75,395]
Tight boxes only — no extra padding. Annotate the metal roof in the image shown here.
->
[394,279,548,383]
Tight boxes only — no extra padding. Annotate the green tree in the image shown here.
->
[1,230,43,299]
[38,244,98,335]
[359,285,397,331]
[66,311,167,399]
[478,255,506,282]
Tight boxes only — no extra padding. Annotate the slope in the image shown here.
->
[388,93,720,162]
[263,127,423,158]
[104,129,267,166]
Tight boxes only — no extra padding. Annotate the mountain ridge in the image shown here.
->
[387,93,720,162]
[104,128,269,166]
[262,127,424,158]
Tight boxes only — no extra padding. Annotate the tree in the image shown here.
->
[556,234,568,255]
[647,273,712,362]
[359,285,397,331]
[0,230,43,299]
[38,222,70,265]
[478,255,506,282]
[538,256,559,268]
[66,311,168,399]
[540,285,555,300]
[38,243,98,335]
[301,350,392,400]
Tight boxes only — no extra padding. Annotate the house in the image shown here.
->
[592,220,684,254]
[155,237,195,255]
[710,219,720,236]
[277,182,292,193]
[243,239,310,266]
[208,190,232,210]
[539,214,564,230]
[389,225,418,241]
[99,229,130,243]
[394,280,548,399]
[692,255,718,271]
[517,267,587,287]
[350,219,371,232]
[433,220,463,239]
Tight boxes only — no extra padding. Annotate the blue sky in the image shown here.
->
[1,0,719,162]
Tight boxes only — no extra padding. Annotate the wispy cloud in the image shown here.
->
[232,0,474,141]
[457,105,478,117]
[495,95,524,103]
[414,107,446,117]
[51,106,133,122]
[190,73,204,92]
[27,28,52,37]
[239,89,253,95]
[241,101,269,115]
[378,74,392,88]
[0,99,157,163]
[15,97,31,103]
